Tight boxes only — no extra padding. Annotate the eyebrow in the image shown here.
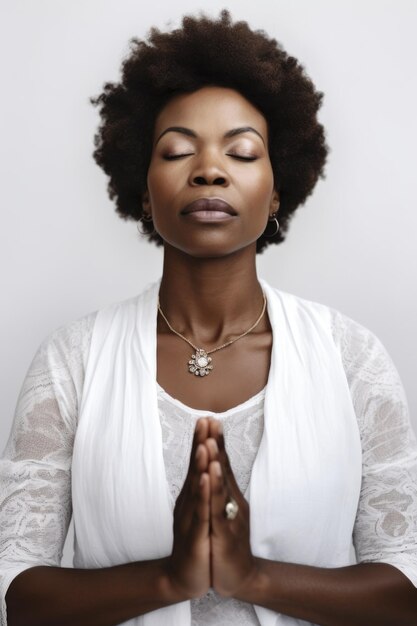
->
[155,125,266,146]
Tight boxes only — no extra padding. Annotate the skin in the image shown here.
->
[6,86,417,625]
[146,86,278,411]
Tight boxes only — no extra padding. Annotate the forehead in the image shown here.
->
[154,86,268,139]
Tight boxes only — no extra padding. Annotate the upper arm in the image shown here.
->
[333,310,417,587]
[0,313,95,624]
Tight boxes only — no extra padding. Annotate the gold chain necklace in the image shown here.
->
[157,293,267,377]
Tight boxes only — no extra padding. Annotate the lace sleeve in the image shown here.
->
[0,313,95,625]
[332,310,417,586]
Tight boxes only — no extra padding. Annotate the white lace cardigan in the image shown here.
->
[1,281,417,626]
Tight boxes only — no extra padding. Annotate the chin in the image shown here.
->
[160,228,261,259]
[166,239,257,260]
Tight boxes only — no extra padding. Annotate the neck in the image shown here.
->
[158,244,265,346]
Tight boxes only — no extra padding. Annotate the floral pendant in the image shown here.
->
[188,349,213,377]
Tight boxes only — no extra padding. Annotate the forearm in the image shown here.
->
[237,559,417,626]
[6,558,184,626]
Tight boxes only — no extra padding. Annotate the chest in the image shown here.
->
[72,286,362,570]
[156,330,272,412]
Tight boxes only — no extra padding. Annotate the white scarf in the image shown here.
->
[72,279,362,626]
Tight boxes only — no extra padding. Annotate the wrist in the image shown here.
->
[234,557,272,604]
[157,557,187,604]
[160,557,200,603]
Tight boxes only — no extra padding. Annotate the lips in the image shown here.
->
[181,198,237,216]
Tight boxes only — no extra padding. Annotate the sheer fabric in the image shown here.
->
[71,280,363,626]
[159,384,265,625]
[0,313,94,625]
[1,299,417,625]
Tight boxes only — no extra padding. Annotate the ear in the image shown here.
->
[142,190,152,216]
[269,189,280,217]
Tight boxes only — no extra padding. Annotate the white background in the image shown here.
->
[1,0,416,465]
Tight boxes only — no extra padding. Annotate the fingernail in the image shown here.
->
[218,421,223,434]
[214,461,222,477]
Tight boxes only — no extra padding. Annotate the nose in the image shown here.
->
[192,174,226,186]
[189,150,229,187]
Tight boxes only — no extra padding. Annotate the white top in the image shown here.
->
[159,384,266,625]
[71,279,365,626]
[1,284,417,626]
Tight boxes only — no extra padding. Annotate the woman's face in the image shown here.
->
[144,86,279,258]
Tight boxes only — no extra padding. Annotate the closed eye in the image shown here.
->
[163,153,194,160]
[226,154,258,161]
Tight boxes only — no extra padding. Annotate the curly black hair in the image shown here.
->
[92,10,328,253]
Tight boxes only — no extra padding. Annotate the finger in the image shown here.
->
[190,444,209,497]
[209,460,229,531]
[180,470,211,551]
[175,419,209,523]
[190,418,209,462]
[208,418,222,443]
[185,470,210,544]
[193,418,210,456]
[212,424,242,498]
[205,437,219,462]
[177,418,209,502]
[196,472,210,525]
[208,417,222,439]
[207,419,241,501]
[195,443,209,472]
[178,442,208,522]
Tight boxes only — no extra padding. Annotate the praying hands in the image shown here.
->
[166,417,257,600]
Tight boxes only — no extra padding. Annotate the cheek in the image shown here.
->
[145,165,180,238]
[239,158,273,187]
[147,164,180,208]
[248,167,275,207]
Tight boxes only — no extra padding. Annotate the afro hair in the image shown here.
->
[92,10,328,253]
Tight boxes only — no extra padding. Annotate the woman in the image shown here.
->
[1,10,417,626]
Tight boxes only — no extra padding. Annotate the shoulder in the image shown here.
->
[263,281,344,339]
[37,310,97,373]
[327,307,399,386]
[22,312,98,418]
[262,280,400,386]
[92,280,160,324]
[262,280,383,349]
[264,283,411,437]
[39,281,159,363]
[317,304,410,439]
[263,281,332,318]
